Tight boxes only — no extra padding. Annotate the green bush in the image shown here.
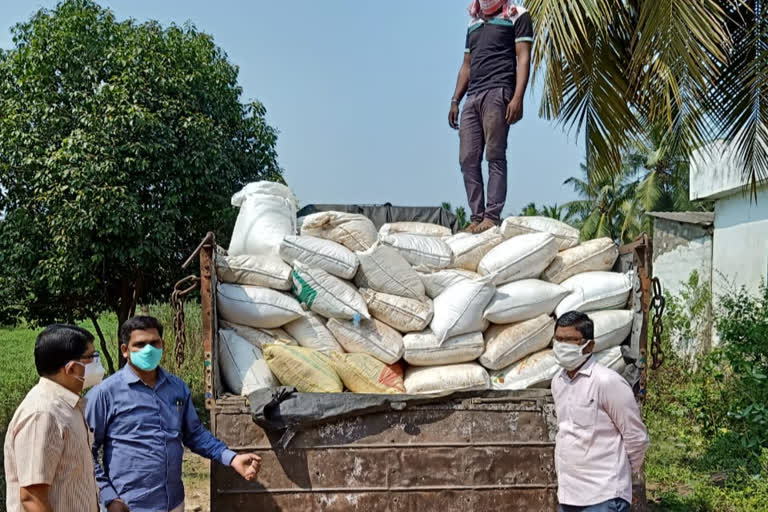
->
[716,284,768,456]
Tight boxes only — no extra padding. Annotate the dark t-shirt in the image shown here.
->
[465,4,533,96]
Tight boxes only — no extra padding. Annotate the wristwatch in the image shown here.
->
[451,98,460,104]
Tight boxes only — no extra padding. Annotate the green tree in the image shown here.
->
[441,202,470,231]
[528,0,768,194]
[0,0,282,369]
[520,202,573,222]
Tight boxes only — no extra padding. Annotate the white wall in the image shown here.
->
[712,185,768,298]
[654,235,712,299]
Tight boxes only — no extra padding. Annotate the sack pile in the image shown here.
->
[216,183,633,396]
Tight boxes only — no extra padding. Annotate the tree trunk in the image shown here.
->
[116,276,136,368]
[88,310,116,375]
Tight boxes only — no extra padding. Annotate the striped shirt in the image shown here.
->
[4,378,99,512]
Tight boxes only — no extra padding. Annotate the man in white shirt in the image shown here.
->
[551,311,650,512]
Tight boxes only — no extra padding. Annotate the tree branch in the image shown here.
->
[87,310,116,375]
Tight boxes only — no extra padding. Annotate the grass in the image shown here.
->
[644,359,768,511]
[0,302,207,508]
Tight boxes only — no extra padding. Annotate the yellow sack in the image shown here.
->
[329,352,405,394]
[263,344,343,393]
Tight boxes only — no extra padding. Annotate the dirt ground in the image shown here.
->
[182,451,211,512]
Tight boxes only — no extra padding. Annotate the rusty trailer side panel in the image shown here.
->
[211,392,558,511]
[197,235,652,512]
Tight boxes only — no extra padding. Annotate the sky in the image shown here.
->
[0,0,585,217]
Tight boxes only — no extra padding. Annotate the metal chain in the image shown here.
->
[650,277,666,370]
[171,275,200,369]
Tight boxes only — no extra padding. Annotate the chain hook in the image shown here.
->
[650,277,666,370]
[171,275,200,369]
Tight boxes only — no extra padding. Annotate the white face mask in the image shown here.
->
[69,356,106,389]
[553,341,591,371]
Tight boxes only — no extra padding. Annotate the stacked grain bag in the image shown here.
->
[214,182,637,396]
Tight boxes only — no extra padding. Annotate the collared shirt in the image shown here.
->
[551,357,650,507]
[85,366,236,512]
[465,2,534,96]
[4,378,99,512]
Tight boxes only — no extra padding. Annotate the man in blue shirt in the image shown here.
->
[86,316,261,512]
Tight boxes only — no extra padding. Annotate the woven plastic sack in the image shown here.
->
[328,352,406,394]
[215,253,292,290]
[480,314,555,370]
[326,318,405,365]
[380,234,454,270]
[300,211,378,252]
[418,269,480,299]
[263,344,343,393]
[291,261,370,321]
[500,216,580,251]
[541,238,618,284]
[403,331,485,366]
[279,235,359,280]
[478,233,558,285]
[590,310,634,352]
[283,312,344,352]
[219,330,279,395]
[489,349,560,390]
[484,279,569,324]
[379,222,451,238]
[555,271,634,317]
[404,362,490,394]
[217,284,303,329]
[430,276,495,342]
[360,289,433,333]
[354,243,425,300]
[445,228,504,272]
[219,320,297,348]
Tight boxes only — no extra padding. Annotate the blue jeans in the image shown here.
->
[559,498,630,512]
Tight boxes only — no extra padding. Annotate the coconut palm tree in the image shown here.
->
[527,0,767,193]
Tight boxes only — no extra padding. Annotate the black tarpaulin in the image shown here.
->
[296,204,458,233]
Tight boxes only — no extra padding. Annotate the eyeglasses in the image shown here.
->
[80,352,101,362]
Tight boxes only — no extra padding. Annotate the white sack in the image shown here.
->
[542,237,619,284]
[215,253,292,290]
[590,310,634,352]
[478,233,558,285]
[500,216,580,251]
[217,284,303,329]
[446,228,504,271]
[489,349,560,390]
[326,318,405,364]
[300,211,378,252]
[379,222,451,238]
[403,331,485,366]
[279,235,359,279]
[231,181,297,207]
[359,289,433,333]
[291,261,370,321]
[484,279,569,324]
[354,243,425,300]
[430,276,495,342]
[418,269,480,299]
[594,346,627,374]
[283,312,344,352]
[480,314,555,370]
[219,320,297,348]
[228,194,297,257]
[404,362,490,394]
[380,234,454,270]
[219,329,279,395]
[555,271,634,317]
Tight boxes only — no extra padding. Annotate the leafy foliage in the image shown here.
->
[528,0,768,195]
[645,275,768,510]
[441,201,470,230]
[0,0,282,363]
[564,126,712,243]
[519,202,574,222]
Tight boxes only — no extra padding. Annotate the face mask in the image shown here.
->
[129,344,163,371]
[479,0,505,15]
[553,341,591,371]
[69,357,106,389]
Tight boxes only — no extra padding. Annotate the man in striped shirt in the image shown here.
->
[449,0,534,233]
[4,325,102,512]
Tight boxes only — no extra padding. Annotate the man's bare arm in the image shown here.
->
[20,484,53,512]
[449,52,471,129]
[506,41,532,124]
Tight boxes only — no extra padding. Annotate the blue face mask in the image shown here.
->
[130,344,163,371]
